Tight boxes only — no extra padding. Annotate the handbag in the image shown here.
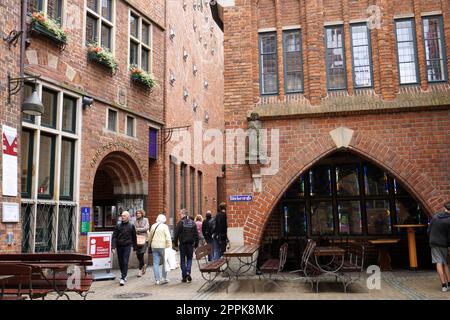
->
[147,223,161,254]
[137,234,147,246]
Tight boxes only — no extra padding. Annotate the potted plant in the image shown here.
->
[129,64,157,90]
[87,43,118,74]
[30,11,67,46]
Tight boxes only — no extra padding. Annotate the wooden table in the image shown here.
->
[0,275,14,298]
[313,246,346,273]
[393,224,427,270]
[223,245,260,292]
[368,239,400,271]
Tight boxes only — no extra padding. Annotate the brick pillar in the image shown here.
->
[343,0,354,95]
[413,0,428,91]
[275,0,285,100]
[376,0,397,100]
[299,0,310,100]
[440,0,450,83]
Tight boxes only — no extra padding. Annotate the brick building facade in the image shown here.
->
[164,0,224,233]
[219,0,450,268]
[0,0,166,254]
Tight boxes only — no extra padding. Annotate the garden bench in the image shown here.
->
[195,244,229,292]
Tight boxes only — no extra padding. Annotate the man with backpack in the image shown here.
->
[174,209,199,283]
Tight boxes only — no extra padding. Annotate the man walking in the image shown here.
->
[212,202,228,261]
[428,201,450,292]
[174,209,199,283]
[112,211,137,286]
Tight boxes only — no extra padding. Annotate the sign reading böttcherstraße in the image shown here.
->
[229,195,253,202]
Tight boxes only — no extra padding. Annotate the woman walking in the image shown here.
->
[135,209,149,277]
[195,215,204,245]
[148,213,172,285]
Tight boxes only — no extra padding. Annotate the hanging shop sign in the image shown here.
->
[2,125,18,197]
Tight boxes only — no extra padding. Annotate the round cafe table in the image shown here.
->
[393,224,427,271]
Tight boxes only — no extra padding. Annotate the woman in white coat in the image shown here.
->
[148,213,172,285]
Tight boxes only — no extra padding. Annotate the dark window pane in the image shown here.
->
[107,109,117,131]
[86,14,98,45]
[35,204,54,252]
[38,135,55,197]
[260,33,278,94]
[309,166,332,197]
[142,22,150,45]
[41,88,57,128]
[423,17,446,82]
[336,164,360,196]
[311,201,334,235]
[60,139,74,199]
[141,48,150,72]
[21,130,33,197]
[101,23,112,50]
[364,164,389,195]
[104,205,117,227]
[130,40,138,65]
[126,116,134,136]
[197,172,202,215]
[393,178,407,195]
[366,200,392,234]
[57,206,75,251]
[326,26,346,90]
[190,168,195,215]
[283,175,305,198]
[130,13,139,38]
[28,0,43,13]
[101,0,112,21]
[180,164,186,209]
[87,0,98,12]
[47,0,62,21]
[62,96,76,132]
[395,197,427,225]
[338,201,362,235]
[282,203,307,236]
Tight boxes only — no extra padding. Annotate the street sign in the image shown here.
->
[80,207,91,235]
[229,195,253,202]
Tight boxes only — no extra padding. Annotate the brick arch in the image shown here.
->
[243,131,444,245]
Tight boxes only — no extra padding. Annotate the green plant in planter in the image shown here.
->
[129,64,157,89]
[31,11,67,44]
[87,43,118,73]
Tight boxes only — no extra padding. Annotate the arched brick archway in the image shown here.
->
[243,131,445,245]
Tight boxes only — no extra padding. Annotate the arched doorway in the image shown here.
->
[92,151,145,230]
[261,151,432,270]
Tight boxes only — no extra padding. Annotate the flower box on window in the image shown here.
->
[129,65,157,90]
[30,12,67,47]
[87,44,118,74]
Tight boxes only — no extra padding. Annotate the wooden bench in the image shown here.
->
[0,254,94,300]
[259,243,288,290]
[195,244,229,292]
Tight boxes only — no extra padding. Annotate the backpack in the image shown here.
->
[181,219,195,244]
[209,218,216,236]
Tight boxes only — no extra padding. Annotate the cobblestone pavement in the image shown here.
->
[49,264,450,300]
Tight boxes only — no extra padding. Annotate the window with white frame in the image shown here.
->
[29,0,63,22]
[259,32,278,95]
[107,108,118,132]
[21,82,80,253]
[85,0,114,50]
[395,19,419,84]
[422,16,447,82]
[126,115,135,137]
[283,29,303,93]
[325,25,347,90]
[129,11,152,72]
[350,23,373,88]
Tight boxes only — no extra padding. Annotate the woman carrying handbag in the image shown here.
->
[135,209,150,278]
[148,213,172,285]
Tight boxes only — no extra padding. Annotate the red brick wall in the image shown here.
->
[164,0,224,224]
[0,1,21,253]
[223,0,450,245]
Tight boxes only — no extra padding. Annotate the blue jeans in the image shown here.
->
[212,237,221,261]
[117,246,132,280]
[152,248,167,282]
[179,243,194,280]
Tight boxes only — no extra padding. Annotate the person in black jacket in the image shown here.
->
[174,209,199,283]
[428,201,450,292]
[202,210,213,261]
[112,211,137,286]
[212,202,228,261]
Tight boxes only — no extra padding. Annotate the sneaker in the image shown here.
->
[137,270,142,277]
[187,275,192,283]
[442,286,448,292]
[119,279,125,286]
[124,277,128,282]
[181,278,187,283]
[160,279,169,285]
[142,264,147,275]
[156,280,161,285]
